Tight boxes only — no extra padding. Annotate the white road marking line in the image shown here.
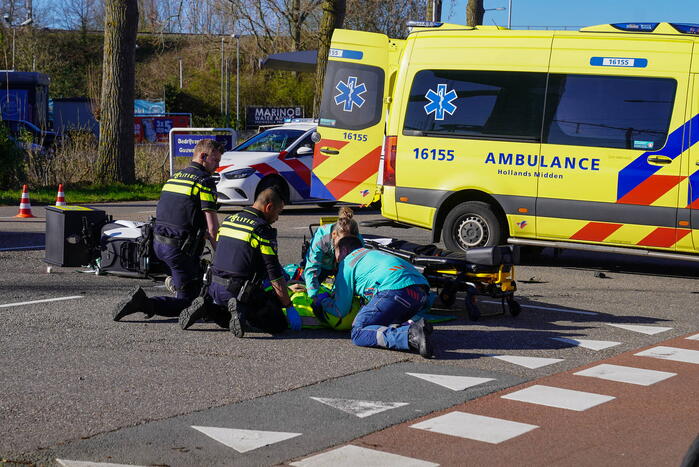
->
[480,301,597,315]
[502,384,615,411]
[310,397,409,418]
[686,333,699,341]
[191,426,301,453]
[0,295,83,309]
[574,363,676,386]
[290,445,439,467]
[410,411,538,444]
[406,373,494,391]
[57,459,146,467]
[136,210,156,214]
[490,355,564,369]
[605,323,672,335]
[551,337,621,351]
[635,346,699,365]
[0,245,45,251]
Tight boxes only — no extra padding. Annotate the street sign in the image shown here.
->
[246,105,303,128]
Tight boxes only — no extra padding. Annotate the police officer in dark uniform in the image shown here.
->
[112,138,223,321]
[179,187,302,336]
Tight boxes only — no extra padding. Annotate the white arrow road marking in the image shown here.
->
[406,372,495,391]
[490,355,563,369]
[0,295,83,309]
[551,337,620,350]
[574,364,676,386]
[502,384,615,411]
[191,426,301,453]
[310,397,409,418]
[605,323,672,335]
[685,333,699,341]
[290,445,439,467]
[56,460,146,467]
[411,411,538,444]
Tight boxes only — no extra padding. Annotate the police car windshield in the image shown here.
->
[233,129,305,152]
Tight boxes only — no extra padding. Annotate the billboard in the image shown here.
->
[246,106,303,128]
[134,114,191,144]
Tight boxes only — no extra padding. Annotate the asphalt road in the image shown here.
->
[0,201,697,466]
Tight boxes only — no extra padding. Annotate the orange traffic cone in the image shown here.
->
[55,184,66,206]
[15,184,36,218]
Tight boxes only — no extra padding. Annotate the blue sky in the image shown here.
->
[442,0,699,29]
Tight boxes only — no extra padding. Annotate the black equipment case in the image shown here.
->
[44,206,108,267]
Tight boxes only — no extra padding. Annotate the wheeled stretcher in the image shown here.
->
[362,237,521,320]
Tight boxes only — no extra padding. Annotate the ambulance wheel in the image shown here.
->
[438,289,456,308]
[256,176,290,204]
[508,299,521,317]
[443,201,504,251]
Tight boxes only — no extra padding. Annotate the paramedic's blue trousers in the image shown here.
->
[351,285,427,350]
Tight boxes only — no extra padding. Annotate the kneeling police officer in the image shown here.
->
[179,187,302,335]
[113,138,222,322]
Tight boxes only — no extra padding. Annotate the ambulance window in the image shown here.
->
[543,74,676,150]
[319,61,384,131]
[403,70,546,141]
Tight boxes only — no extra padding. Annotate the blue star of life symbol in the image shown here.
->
[334,76,367,112]
[424,84,458,120]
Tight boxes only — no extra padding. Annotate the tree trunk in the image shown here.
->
[313,0,345,117]
[466,0,483,27]
[96,0,138,184]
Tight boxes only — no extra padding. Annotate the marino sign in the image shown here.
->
[246,105,303,128]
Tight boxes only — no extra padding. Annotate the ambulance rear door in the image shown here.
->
[311,29,391,205]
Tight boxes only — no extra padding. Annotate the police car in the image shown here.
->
[216,120,334,207]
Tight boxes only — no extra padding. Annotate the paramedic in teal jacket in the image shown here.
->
[304,206,362,298]
[315,236,434,358]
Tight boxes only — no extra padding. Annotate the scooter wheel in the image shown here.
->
[439,289,456,308]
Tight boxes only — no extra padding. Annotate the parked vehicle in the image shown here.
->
[312,22,699,262]
[216,120,334,207]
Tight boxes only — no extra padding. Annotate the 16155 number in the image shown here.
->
[413,148,454,161]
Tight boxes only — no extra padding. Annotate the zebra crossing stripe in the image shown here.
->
[502,385,615,411]
[634,346,699,364]
[551,337,620,350]
[191,426,301,453]
[574,364,676,386]
[406,373,495,391]
[410,411,538,444]
[605,323,672,335]
[310,397,409,418]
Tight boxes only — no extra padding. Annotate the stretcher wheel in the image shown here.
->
[508,299,521,317]
[465,296,480,321]
[439,289,456,308]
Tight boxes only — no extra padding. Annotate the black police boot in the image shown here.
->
[228,297,245,338]
[113,286,148,322]
[179,297,208,330]
[408,322,434,359]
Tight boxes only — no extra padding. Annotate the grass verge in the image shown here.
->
[0,183,162,206]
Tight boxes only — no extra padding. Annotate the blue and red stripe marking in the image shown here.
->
[617,113,699,206]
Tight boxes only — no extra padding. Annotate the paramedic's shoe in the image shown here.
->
[113,286,148,321]
[228,298,245,338]
[179,297,207,330]
[408,322,433,359]
[164,276,176,294]
[414,317,433,335]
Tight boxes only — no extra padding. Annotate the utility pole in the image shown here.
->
[220,37,224,115]
[179,59,183,88]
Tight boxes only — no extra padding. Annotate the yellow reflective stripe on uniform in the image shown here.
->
[251,233,271,245]
[250,233,275,255]
[259,244,276,256]
[162,182,194,196]
[199,191,216,202]
[218,226,252,242]
[222,221,254,231]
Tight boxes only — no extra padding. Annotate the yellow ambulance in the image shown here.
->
[311,22,699,262]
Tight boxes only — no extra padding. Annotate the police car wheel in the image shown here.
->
[443,201,503,251]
